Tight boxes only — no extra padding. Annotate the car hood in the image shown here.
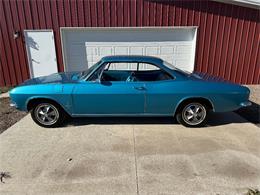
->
[20,72,81,86]
[190,71,228,83]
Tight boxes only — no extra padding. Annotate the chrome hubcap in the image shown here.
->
[35,103,59,125]
[182,103,206,125]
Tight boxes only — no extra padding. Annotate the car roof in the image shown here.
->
[101,55,163,64]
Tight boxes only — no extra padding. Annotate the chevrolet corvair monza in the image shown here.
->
[9,55,251,128]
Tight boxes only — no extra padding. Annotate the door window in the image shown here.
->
[135,63,173,82]
[89,62,173,82]
[101,62,138,82]
[107,62,137,71]
[138,63,160,71]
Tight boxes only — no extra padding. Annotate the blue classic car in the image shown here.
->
[9,55,251,128]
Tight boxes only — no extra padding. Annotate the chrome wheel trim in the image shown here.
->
[35,103,59,125]
[182,103,206,126]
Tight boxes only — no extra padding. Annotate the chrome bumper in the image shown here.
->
[240,101,252,107]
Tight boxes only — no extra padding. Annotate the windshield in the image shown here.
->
[79,61,101,80]
[163,61,191,76]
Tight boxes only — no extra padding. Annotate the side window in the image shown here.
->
[135,63,173,82]
[88,65,103,81]
[101,62,138,82]
[89,62,173,82]
[107,62,137,71]
[138,63,159,71]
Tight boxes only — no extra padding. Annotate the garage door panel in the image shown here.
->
[145,47,158,55]
[174,60,191,70]
[159,55,174,63]
[115,47,129,55]
[86,55,101,66]
[160,46,175,54]
[68,57,87,71]
[85,42,194,71]
[176,45,193,54]
[99,47,113,56]
[86,47,98,55]
[65,29,196,42]
[62,28,197,72]
[69,44,86,56]
[130,47,144,55]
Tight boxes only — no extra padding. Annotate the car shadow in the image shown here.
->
[64,116,176,127]
[235,101,260,125]
[63,110,257,128]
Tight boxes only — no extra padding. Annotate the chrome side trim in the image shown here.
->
[71,113,171,117]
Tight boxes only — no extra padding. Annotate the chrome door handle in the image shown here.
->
[134,86,146,90]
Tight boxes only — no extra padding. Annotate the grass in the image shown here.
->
[0,87,12,94]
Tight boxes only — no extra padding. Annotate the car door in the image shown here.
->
[144,80,178,115]
[136,63,177,115]
[72,62,145,115]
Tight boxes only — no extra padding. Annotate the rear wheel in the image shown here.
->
[176,102,208,127]
[31,101,66,128]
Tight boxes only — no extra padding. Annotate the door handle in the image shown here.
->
[134,86,146,90]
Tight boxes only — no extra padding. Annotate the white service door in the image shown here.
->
[24,30,58,78]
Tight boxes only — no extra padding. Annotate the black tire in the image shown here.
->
[176,102,208,127]
[30,101,67,128]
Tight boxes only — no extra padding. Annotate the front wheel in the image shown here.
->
[176,102,208,127]
[31,102,66,128]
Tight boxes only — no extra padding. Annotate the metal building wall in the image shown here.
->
[0,0,259,87]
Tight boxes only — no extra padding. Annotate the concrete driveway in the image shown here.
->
[0,112,260,195]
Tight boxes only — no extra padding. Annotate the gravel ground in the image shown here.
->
[0,97,27,134]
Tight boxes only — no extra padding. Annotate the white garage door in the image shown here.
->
[61,27,197,72]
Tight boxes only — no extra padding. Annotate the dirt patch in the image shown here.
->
[0,87,12,94]
[0,97,27,134]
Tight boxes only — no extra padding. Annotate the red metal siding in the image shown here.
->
[0,0,259,87]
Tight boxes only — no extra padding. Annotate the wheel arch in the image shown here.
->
[26,97,72,116]
[174,97,215,116]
